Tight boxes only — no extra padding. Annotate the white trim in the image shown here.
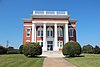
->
[32,21,69,24]
[24,24,32,26]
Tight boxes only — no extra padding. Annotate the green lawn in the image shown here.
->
[65,54,100,67]
[0,54,44,67]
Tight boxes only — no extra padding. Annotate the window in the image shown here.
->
[60,30,62,36]
[58,41,63,48]
[60,41,63,48]
[57,27,63,37]
[69,28,74,37]
[47,31,49,36]
[41,42,43,47]
[47,27,53,37]
[51,31,53,36]
[38,31,40,36]
[41,30,43,36]
[37,41,43,47]
[38,27,43,37]
[26,28,31,37]
[26,40,30,42]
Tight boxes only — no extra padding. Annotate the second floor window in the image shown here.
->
[38,27,43,37]
[47,27,53,37]
[57,27,63,37]
[69,28,74,37]
[26,28,31,37]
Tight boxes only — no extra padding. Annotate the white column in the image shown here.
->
[35,25,36,42]
[64,23,69,44]
[32,23,35,42]
[43,23,47,51]
[54,23,58,51]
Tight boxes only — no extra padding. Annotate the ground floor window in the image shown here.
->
[37,41,43,47]
[58,41,63,49]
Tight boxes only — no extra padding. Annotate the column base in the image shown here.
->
[42,47,47,51]
[53,47,59,51]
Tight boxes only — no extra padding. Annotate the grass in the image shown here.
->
[65,54,100,67]
[0,54,44,67]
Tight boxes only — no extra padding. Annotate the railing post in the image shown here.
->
[33,10,35,14]
[55,11,57,15]
[44,10,46,15]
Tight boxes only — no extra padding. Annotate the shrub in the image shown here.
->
[62,42,81,57]
[94,45,100,54]
[82,44,94,54]
[19,45,23,54]
[23,42,42,57]
[7,49,19,54]
[0,46,7,54]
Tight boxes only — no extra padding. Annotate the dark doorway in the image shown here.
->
[47,41,53,51]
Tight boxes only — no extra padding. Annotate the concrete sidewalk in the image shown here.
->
[43,58,77,67]
[41,51,77,67]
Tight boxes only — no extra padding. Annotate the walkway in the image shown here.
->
[42,51,77,67]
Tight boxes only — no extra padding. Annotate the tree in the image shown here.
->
[0,46,7,54]
[23,42,42,57]
[19,45,23,54]
[82,44,94,54]
[94,45,100,54]
[62,42,81,57]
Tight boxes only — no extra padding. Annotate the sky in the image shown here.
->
[0,0,100,48]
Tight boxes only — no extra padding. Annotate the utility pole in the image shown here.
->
[6,40,9,48]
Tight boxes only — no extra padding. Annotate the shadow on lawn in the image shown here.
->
[64,55,85,58]
[26,55,47,58]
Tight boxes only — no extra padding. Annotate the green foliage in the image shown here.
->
[23,42,42,57]
[62,42,81,57]
[0,46,7,54]
[82,44,94,54]
[94,45,100,54]
[19,45,23,54]
[7,49,19,54]
[8,46,14,50]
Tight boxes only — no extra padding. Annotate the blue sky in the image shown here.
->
[0,0,100,48]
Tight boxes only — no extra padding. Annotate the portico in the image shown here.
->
[22,10,77,51]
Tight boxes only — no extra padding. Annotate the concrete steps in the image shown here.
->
[41,51,65,57]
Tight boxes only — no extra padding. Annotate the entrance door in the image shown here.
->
[47,41,53,51]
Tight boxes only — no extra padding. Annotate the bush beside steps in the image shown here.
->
[23,42,42,57]
[62,42,81,57]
